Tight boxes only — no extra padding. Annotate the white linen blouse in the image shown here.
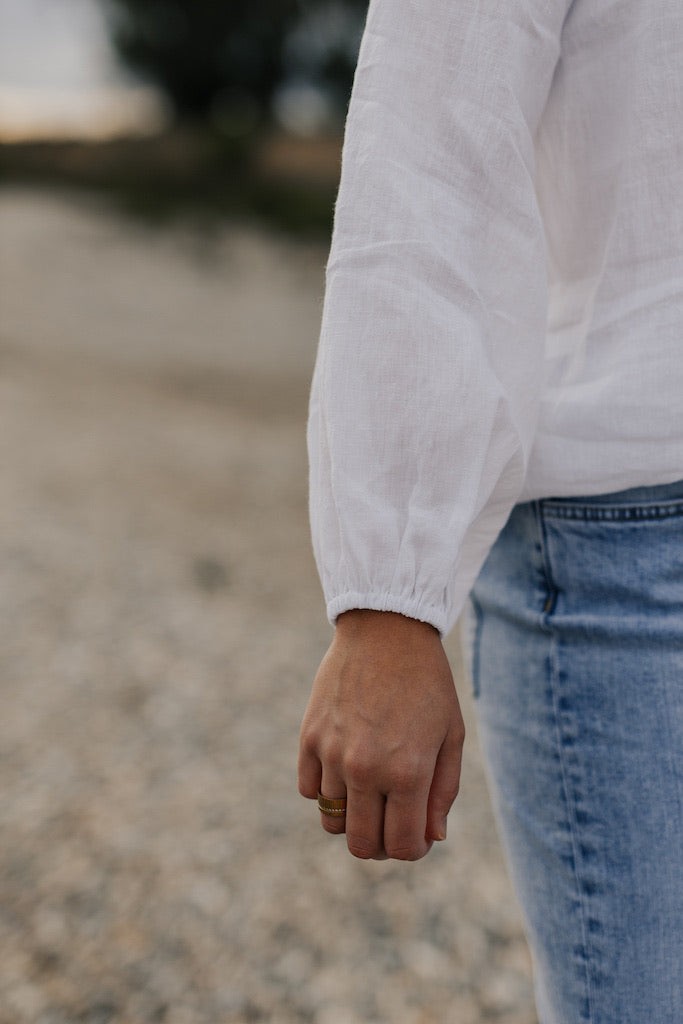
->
[308,0,683,637]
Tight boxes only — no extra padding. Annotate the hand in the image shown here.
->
[298,609,465,861]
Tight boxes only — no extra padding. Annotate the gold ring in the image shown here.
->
[317,792,347,816]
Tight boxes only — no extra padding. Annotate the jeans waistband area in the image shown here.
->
[538,478,683,521]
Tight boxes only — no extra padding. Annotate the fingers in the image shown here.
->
[300,734,388,858]
[426,715,465,843]
[297,731,322,801]
[383,773,433,861]
[318,763,390,860]
[319,766,347,835]
[298,612,465,862]
[302,747,450,860]
[300,731,462,860]
[344,786,386,859]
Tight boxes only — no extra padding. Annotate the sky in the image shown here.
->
[0,0,166,139]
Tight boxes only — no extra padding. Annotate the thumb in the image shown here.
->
[426,724,464,842]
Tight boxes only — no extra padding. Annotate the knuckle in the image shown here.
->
[319,736,343,769]
[384,842,425,862]
[436,776,461,809]
[321,818,346,836]
[300,727,320,758]
[452,720,466,746]
[390,755,429,793]
[298,778,316,799]
[342,750,376,787]
[346,833,377,860]
[436,792,458,815]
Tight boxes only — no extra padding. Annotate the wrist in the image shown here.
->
[335,608,440,642]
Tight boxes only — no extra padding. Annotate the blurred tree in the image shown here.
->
[284,0,367,119]
[103,0,368,126]
[103,0,300,122]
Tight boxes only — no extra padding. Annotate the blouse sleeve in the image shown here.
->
[308,0,571,637]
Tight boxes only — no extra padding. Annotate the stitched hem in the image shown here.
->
[326,591,447,637]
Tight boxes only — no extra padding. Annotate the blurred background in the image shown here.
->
[0,3,538,1022]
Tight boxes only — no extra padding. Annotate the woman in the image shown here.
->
[298,1,683,1021]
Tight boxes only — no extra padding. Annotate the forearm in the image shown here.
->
[309,0,570,636]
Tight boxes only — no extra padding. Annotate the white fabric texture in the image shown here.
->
[308,0,683,637]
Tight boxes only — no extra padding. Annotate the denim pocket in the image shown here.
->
[537,484,683,640]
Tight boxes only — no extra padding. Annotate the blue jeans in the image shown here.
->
[465,480,683,1024]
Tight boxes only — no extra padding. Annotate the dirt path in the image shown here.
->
[0,189,536,1024]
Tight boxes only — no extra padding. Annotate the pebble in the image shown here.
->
[0,188,538,1024]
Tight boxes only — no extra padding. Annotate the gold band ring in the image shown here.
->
[317,792,347,817]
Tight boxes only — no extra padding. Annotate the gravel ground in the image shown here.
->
[0,188,538,1024]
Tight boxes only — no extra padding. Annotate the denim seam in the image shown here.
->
[548,638,595,1024]
[541,501,683,522]
[533,502,557,618]
[539,509,595,1024]
[469,592,484,700]
[662,661,683,851]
